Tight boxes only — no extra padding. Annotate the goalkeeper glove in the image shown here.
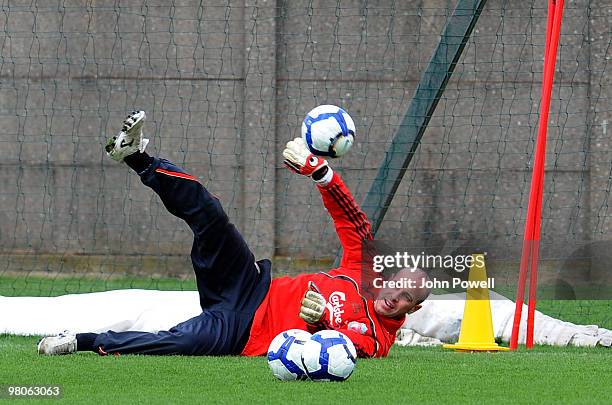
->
[299,285,327,324]
[283,137,332,184]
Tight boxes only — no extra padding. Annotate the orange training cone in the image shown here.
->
[443,254,509,352]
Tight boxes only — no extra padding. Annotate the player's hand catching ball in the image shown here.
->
[283,137,329,181]
[299,289,327,324]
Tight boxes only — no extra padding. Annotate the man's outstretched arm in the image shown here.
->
[316,172,372,271]
[283,138,372,273]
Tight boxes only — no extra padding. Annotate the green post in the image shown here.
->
[363,0,488,235]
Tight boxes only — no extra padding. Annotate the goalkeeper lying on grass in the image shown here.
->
[37,111,430,357]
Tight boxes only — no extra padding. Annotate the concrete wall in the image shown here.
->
[0,0,609,278]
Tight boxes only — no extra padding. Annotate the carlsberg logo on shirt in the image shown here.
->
[326,291,346,325]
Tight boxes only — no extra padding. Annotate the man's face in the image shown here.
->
[373,269,427,318]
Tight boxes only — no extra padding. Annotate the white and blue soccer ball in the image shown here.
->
[300,330,357,382]
[267,329,312,381]
[301,105,355,158]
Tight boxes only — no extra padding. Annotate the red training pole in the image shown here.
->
[542,0,555,90]
[526,0,565,349]
[509,0,564,350]
[509,2,554,350]
[509,239,532,350]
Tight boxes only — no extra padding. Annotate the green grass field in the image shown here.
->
[0,335,610,404]
[2,275,611,403]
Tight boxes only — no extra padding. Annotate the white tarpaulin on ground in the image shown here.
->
[0,290,201,336]
[399,291,612,347]
[1,290,610,347]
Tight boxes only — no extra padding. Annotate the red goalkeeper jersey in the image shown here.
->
[241,172,405,358]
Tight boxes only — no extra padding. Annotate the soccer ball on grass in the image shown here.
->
[267,329,312,381]
[300,330,357,382]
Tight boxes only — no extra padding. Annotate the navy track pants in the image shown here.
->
[93,157,271,355]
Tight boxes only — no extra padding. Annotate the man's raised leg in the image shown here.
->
[106,111,270,312]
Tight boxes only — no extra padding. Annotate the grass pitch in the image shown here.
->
[2,275,611,403]
[0,335,610,404]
